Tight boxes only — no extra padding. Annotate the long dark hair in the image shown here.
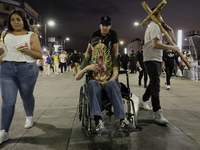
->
[7,9,30,31]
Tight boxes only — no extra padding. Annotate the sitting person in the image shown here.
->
[75,38,134,136]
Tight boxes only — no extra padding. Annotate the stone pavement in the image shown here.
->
[0,70,200,150]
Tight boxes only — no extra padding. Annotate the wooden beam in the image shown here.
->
[140,0,167,26]
[140,0,191,68]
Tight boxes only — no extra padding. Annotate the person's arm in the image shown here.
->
[85,43,92,57]
[152,39,180,52]
[113,43,119,59]
[20,34,42,59]
[162,60,166,70]
[174,52,180,67]
[75,64,99,80]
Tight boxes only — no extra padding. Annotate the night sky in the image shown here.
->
[23,0,200,52]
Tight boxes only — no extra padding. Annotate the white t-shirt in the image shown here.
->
[59,54,66,63]
[143,21,163,62]
[3,31,36,62]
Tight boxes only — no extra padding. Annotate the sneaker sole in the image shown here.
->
[0,137,9,144]
[123,128,135,132]
[97,132,109,136]
[25,123,34,129]
[139,101,151,111]
[153,119,169,125]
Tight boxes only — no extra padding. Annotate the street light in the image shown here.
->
[178,28,182,52]
[134,21,144,44]
[44,21,55,47]
[134,22,139,26]
[64,37,70,50]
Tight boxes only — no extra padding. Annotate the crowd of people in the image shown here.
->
[37,49,85,76]
[0,8,199,144]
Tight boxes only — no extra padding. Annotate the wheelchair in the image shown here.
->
[78,70,141,135]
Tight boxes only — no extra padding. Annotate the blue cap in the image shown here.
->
[100,16,111,25]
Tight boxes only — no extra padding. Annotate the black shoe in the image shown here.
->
[138,82,141,86]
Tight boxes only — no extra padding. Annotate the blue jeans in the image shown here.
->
[66,62,70,71]
[0,61,38,132]
[143,61,162,112]
[87,80,126,120]
[190,62,198,81]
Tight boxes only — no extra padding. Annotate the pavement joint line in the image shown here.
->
[66,105,78,150]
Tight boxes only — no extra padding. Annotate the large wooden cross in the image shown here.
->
[141,0,191,69]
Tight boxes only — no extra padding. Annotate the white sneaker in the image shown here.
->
[25,116,34,129]
[153,109,169,124]
[0,130,9,144]
[166,85,170,90]
[140,99,151,110]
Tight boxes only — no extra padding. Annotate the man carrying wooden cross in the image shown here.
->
[140,6,180,125]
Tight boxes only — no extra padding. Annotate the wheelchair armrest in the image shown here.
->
[84,71,90,84]
[118,70,130,89]
[118,70,128,74]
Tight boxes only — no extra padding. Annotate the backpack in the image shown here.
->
[46,56,51,64]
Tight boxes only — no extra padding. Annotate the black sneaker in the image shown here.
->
[96,120,109,136]
[121,119,134,132]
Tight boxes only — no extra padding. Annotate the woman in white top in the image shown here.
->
[0,9,42,144]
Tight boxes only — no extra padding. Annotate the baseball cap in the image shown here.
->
[62,50,65,53]
[91,36,101,47]
[100,16,112,25]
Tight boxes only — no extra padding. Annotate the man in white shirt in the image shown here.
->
[59,50,66,74]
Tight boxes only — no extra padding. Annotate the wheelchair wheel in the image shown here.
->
[79,86,84,121]
[81,95,87,127]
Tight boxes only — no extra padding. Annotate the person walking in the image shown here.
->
[121,53,129,71]
[129,50,137,73]
[0,9,42,144]
[70,50,79,76]
[139,7,180,125]
[66,53,71,72]
[37,58,43,76]
[162,44,180,90]
[137,45,148,88]
[59,50,66,75]
[188,54,198,81]
[53,52,59,75]
[43,52,51,76]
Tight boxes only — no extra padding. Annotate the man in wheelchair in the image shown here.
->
[76,39,134,136]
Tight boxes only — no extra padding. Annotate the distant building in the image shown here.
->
[0,0,41,40]
[126,38,142,55]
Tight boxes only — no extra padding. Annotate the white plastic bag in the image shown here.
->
[176,69,183,77]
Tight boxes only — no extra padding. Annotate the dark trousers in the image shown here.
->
[165,65,174,85]
[130,62,137,73]
[138,68,148,86]
[60,63,66,73]
[142,61,162,112]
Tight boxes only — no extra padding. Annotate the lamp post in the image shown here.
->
[44,21,55,47]
[64,37,70,50]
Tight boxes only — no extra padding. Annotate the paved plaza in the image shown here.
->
[0,70,200,150]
